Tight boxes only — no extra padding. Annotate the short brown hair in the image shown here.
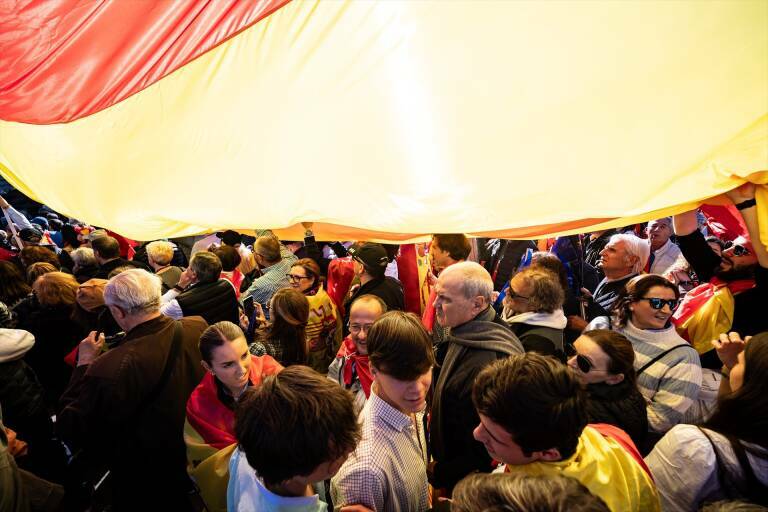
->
[190,251,222,284]
[26,262,58,285]
[367,311,435,380]
[613,274,679,327]
[432,234,471,261]
[212,245,241,272]
[91,235,121,260]
[20,246,60,270]
[255,235,281,263]
[509,267,564,313]
[235,366,361,486]
[33,271,79,307]
[452,473,609,512]
[473,353,587,459]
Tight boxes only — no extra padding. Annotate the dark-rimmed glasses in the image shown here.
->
[286,273,311,282]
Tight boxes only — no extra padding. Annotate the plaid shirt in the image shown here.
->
[331,388,429,512]
[241,233,297,312]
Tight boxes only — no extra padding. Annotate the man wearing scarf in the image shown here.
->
[428,262,523,495]
[672,183,768,368]
[327,295,386,415]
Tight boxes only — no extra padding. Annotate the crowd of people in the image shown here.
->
[0,182,766,512]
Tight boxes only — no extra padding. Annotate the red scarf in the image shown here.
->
[186,355,282,449]
[337,337,373,398]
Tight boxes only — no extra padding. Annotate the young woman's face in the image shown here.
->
[630,285,678,330]
[567,335,623,385]
[206,336,251,393]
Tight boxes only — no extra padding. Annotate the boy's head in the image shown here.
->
[472,353,587,465]
[235,366,361,487]
[366,311,436,414]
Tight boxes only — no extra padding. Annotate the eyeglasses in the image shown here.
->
[638,297,680,311]
[348,323,374,334]
[286,274,311,282]
[507,289,529,301]
[731,245,751,257]
[565,344,609,374]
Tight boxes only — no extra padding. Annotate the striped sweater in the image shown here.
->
[618,320,702,433]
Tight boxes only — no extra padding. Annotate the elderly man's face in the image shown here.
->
[647,220,672,250]
[598,240,634,275]
[434,271,485,328]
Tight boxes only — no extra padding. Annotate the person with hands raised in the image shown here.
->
[646,331,768,511]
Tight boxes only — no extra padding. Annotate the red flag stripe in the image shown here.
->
[0,0,290,124]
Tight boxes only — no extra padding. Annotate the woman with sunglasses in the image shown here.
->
[587,274,702,441]
[567,329,648,448]
[286,258,342,373]
[646,332,768,511]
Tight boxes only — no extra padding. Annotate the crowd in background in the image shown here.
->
[0,183,766,512]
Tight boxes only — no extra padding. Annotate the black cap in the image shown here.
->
[218,230,242,246]
[348,243,388,276]
[19,227,43,243]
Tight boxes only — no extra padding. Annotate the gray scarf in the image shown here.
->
[431,307,523,455]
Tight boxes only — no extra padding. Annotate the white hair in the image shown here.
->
[610,233,650,275]
[104,268,162,315]
[146,240,174,266]
[70,247,96,267]
[440,261,494,303]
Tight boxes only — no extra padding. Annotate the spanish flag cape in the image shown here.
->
[672,277,755,354]
[506,424,659,512]
[184,355,283,512]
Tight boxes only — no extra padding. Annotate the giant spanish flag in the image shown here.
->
[1,1,766,243]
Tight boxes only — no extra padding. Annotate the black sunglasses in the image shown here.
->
[732,244,751,257]
[566,344,608,374]
[638,297,680,311]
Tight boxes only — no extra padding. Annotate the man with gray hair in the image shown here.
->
[646,217,687,275]
[428,261,523,493]
[58,269,207,510]
[592,233,650,313]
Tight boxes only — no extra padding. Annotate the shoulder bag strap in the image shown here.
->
[636,344,693,376]
[697,427,732,498]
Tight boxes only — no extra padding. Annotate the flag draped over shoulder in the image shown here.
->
[184,355,282,511]
[0,1,766,243]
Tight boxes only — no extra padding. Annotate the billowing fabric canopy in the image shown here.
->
[1,0,766,243]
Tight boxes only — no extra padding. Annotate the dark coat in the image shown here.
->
[57,315,207,510]
[584,380,648,450]
[429,309,523,491]
[17,304,85,408]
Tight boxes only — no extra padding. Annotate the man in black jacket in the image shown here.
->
[342,243,404,334]
[160,251,239,325]
[428,262,523,494]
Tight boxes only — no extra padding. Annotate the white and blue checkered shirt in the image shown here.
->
[331,387,429,512]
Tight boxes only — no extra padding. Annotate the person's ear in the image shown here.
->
[201,361,214,374]
[605,373,625,385]
[533,447,562,462]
